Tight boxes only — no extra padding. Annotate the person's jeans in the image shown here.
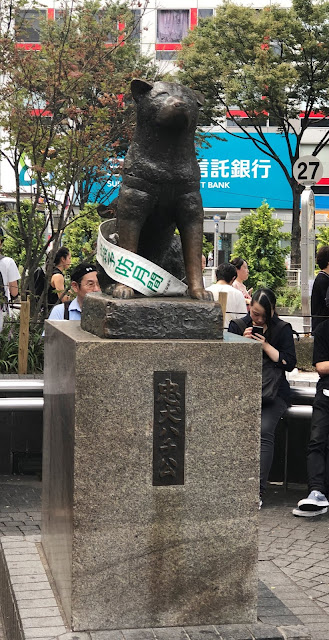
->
[261,396,288,495]
[307,389,329,494]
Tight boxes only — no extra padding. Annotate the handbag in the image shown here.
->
[262,356,283,403]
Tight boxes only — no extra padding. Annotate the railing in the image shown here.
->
[286,269,301,288]
[0,379,44,411]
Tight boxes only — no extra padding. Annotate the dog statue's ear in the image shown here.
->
[131,79,153,102]
[194,90,205,107]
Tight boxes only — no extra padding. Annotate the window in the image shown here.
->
[16,9,47,43]
[198,9,214,19]
[227,116,267,127]
[131,9,141,41]
[157,10,189,43]
[156,50,177,61]
[308,119,329,127]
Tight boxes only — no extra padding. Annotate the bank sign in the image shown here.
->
[198,132,294,209]
[86,132,295,210]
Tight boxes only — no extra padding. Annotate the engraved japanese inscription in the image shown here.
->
[153,371,186,486]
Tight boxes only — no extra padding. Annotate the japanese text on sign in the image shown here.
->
[99,244,164,293]
[199,158,271,179]
[153,372,186,486]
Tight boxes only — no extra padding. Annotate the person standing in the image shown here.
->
[0,227,20,332]
[311,246,329,333]
[48,246,71,308]
[47,263,100,322]
[293,317,329,517]
[206,263,247,326]
[230,257,253,305]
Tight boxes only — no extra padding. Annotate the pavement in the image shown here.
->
[1,476,329,640]
[0,371,325,640]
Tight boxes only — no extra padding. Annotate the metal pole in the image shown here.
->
[214,222,219,270]
[300,187,315,334]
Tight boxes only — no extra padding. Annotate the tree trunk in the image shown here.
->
[290,181,303,268]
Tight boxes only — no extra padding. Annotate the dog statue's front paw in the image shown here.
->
[189,287,214,301]
[112,284,135,299]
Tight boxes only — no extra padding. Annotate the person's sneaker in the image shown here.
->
[259,498,263,510]
[297,490,329,511]
[293,506,328,517]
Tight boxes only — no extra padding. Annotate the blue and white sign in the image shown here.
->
[88,132,295,210]
[198,132,294,209]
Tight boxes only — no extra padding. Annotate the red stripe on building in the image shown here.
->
[318,178,329,185]
[16,43,42,50]
[190,8,198,30]
[118,21,125,46]
[30,110,52,117]
[227,109,269,117]
[155,43,182,51]
[300,111,325,119]
[47,8,54,20]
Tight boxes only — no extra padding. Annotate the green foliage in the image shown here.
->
[316,225,329,249]
[202,234,213,258]
[177,0,329,265]
[0,319,44,374]
[231,202,289,292]
[0,200,45,270]
[276,286,301,312]
[0,0,157,314]
[62,203,100,268]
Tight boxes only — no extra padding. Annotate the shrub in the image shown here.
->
[0,318,44,374]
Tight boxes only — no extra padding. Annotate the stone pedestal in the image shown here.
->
[81,293,223,340]
[42,322,262,632]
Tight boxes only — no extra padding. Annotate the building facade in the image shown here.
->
[1,0,329,260]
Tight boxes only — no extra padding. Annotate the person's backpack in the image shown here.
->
[33,267,46,299]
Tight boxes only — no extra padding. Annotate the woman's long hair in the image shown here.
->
[251,288,276,334]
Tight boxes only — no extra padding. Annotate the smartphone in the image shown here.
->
[252,326,264,336]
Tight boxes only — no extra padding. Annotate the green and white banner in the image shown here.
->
[97,220,188,297]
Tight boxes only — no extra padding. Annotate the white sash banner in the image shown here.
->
[97,220,188,297]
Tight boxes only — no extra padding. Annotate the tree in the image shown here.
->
[0,200,44,269]
[231,202,290,292]
[316,225,329,250]
[62,203,100,268]
[177,0,329,267]
[0,0,156,317]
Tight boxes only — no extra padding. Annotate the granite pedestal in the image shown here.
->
[42,321,262,632]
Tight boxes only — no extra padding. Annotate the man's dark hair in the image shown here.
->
[71,263,98,285]
[216,263,237,283]
[316,246,329,270]
[54,246,70,266]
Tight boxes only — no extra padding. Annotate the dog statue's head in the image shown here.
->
[131,79,204,131]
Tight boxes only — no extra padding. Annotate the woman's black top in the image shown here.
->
[228,312,297,404]
[47,266,63,307]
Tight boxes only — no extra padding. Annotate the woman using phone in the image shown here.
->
[228,288,296,507]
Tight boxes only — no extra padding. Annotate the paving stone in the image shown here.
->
[122,631,155,640]
[90,632,126,640]
[153,629,187,640]
[24,627,66,638]
[56,633,92,640]
[20,606,62,618]
[215,624,253,639]
[246,624,284,639]
[184,627,219,640]
[277,626,311,639]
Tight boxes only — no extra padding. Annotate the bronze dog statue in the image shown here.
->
[112,79,212,301]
